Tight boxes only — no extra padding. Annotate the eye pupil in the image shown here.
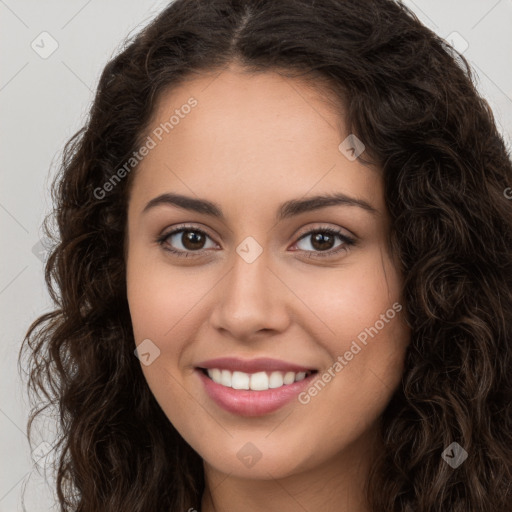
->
[183,230,205,250]
[311,232,334,251]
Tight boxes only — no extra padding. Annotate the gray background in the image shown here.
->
[1,0,511,510]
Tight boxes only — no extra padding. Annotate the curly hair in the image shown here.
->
[20,0,512,510]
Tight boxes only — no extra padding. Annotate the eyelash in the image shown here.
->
[156,224,356,259]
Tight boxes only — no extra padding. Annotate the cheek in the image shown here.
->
[294,309,408,469]
[126,250,209,401]
[292,249,409,405]
[286,248,403,346]
[126,255,197,426]
[126,248,206,342]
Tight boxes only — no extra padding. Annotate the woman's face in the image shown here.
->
[125,65,410,480]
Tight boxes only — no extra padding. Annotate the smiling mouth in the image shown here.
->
[198,368,318,391]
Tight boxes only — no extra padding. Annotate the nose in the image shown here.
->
[209,249,290,342]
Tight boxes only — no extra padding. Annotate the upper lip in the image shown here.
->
[195,357,317,374]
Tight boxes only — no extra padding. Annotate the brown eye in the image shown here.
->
[180,230,206,250]
[294,228,356,258]
[157,227,217,257]
[309,231,336,251]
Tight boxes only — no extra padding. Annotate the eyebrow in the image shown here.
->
[142,192,378,220]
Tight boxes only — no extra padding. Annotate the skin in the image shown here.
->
[125,64,411,512]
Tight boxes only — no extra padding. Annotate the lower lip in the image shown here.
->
[196,369,317,417]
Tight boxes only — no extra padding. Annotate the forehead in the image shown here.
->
[129,67,383,216]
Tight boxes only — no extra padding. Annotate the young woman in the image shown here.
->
[21,0,512,510]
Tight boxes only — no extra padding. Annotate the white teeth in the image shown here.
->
[205,368,313,390]
[295,371,306,382]
[220,369,232,387]
[210,368,222,384]
[283,371,295,385]
[268,371,284,388]
[249,371,268,390]
[231,371,250,390]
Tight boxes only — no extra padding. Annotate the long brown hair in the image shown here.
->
[20,0,512,510]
